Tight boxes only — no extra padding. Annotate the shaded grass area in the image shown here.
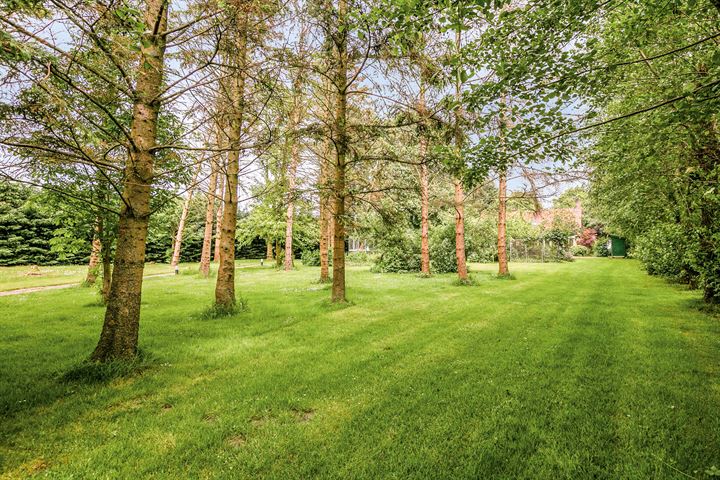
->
[0,259,719,479]
[0,260,264,291]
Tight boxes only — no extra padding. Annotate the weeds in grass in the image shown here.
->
[60,350,156,385]
[201,297,249,319]
[452,276,477,286]
[493,273,516,280]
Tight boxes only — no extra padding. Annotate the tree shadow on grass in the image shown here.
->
[59,349,158,385]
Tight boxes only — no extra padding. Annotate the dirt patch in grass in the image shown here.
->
[250,415,268,427]
[226,434,247,448]
[292,408,315,423]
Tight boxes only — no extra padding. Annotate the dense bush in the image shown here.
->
[633,223,698,285]
[346,251,373,265]
[301,248,320,266]
[301,248,331,267]
[371,228,421,273]
[593,238,610,257]
[570,245,591,256]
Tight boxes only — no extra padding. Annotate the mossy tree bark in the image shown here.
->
[91,0,168,362]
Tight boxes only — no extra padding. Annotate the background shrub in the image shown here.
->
[633,223,698,285]
[593,238,610,257]
[301,249,320,266]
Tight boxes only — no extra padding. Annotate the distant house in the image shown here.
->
[520,199,584,244]
[522,198,583,230]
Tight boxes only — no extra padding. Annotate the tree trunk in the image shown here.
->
[275,240,282,267]
[419,157,430,275]
[214,8,249,310]
[454,180,468,280]
[92,0,168,362]
[213,176,224,262]
[497,169,509,275]
[418,85,430,275]
[283,115,300,271]
[85,222,102,286]
[101,246,112,303]
[170,165,200,269]
[330,0,348,302]
[199,157,218,277]
[498,99,512,276]
[453,28,468,282]
[283,25,306,272]
[318,150,330,282]
[266,238,273,260]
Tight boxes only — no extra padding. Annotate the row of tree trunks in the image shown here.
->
[214,3,249,310]
[91,0,169,362]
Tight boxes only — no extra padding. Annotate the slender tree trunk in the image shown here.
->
[419,157,430,275]
[215,8,249,309]
[266,238,273,260]
[92,0,168,362]
[213,177,224,262]
[453,28,468,281]
[330,0,348,302]
[283,25,306,272]
[497,169,509,275]
[275,240,282,267]
[318,151,330,281]
[199,158,218,277]
[498,99,512,276]
[283,113,300,271]
[454,180,468,280]
[101,246,112,303]
[85,221,102,285]
[418,85,430,275]
[170,165,200,269]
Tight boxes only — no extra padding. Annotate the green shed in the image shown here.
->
[609,235,626,257]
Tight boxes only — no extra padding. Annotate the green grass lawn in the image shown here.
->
[1,259,719,479]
